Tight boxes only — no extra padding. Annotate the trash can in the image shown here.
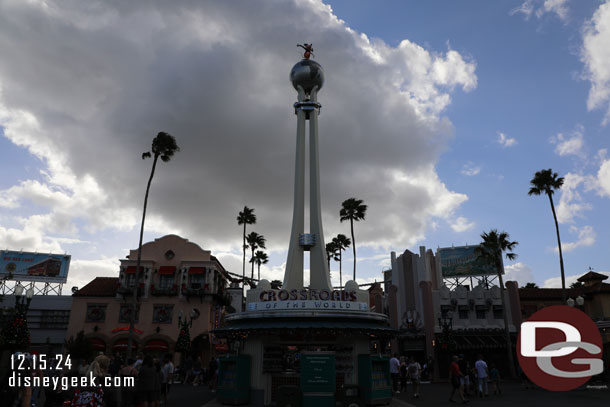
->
[337,385,363,407]
[276,385,301,407]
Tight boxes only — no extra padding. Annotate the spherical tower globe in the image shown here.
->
[290,59,324,94]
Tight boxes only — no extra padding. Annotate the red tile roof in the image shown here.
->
[73,277,119,297]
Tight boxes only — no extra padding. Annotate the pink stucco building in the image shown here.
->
[65,235,231,361]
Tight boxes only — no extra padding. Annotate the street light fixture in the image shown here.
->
[576,296,584,307]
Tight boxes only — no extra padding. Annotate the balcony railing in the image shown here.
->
[116,285,144,297]
[150,285,179,297]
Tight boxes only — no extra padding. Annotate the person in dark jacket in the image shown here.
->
[137,356,156,407]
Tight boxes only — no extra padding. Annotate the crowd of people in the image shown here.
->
[1,351,184,407]
[390,353,502,403]
[449,354,501,404]
[389,354,434,399]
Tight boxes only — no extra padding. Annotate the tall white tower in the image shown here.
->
[282,50,332,291]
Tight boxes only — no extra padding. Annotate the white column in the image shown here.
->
[282,87,306,290]
[308,87,332,290]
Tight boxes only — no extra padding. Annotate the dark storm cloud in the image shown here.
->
[0,0,475,254]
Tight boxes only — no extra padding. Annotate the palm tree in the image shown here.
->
[528,169,566,301]
[128,131,179,358]
[340,198,367,280]
[474,229,518,378]
[246,232,266,280]
[523,282,539,289]
[325,241,337,270]
[250,250,269,281]
[237,206,256,306]
[331,234,351,291]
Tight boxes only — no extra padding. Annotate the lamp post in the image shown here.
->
[15,285,34,316]
[176,308,200,355]
[567,296,585,311]
[437,311,454,351]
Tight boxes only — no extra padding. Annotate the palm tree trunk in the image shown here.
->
[251,249,255,280]
[257,263,261,281]
[350,219,356,281]
[339,251,343,291]
[128,154,158,358]
[497,260,516,378]
[548,194,566,302]
[242,223,246,311]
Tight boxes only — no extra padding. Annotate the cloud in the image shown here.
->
[510,0,569,22]
[543,270,610,288]
[555,172,595,223]
[66,258,120,292]
[461,162,480,176]
[504,262,535,286]
[581,1,610,124]
[497,132,517,147]
[555,225,596,252]
[598,158,610,196]
[0,1,476,277]
[449,216,475,233]
[549,126,585,158]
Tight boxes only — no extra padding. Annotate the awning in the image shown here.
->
[90,338,106,350]
[159,266,176,275]
[189,267,205,275]
[111,326,143,334]
[125,266,137,274]
[145,340,169,351]
[214,319,396,334]
[112,339,137,350]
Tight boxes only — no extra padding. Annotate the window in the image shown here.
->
[493,306,503,319]
[86,304,107,322]
[190,274,204,289]
[41,310,70,328]
[119,305,139,323]
[475,307,487,319]
[126,274,136,288]
[152,305,173,323]
[458,308,469,319]
[165,250,175,260]
[159,275,174,290]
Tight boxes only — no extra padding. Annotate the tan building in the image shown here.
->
[519,270,610,363]
[65,235,230,360]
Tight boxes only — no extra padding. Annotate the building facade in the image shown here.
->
[1,294,72,354]
[65,235,230,361]
[388,246,521,377]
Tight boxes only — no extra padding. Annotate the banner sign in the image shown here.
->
[1,250,71,283]
[439,245,499,277]
[247,300,368,312]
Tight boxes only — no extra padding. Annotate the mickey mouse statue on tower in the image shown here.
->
[297,43,314,59]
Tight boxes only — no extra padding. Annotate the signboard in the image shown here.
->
[300,352,336,393]
[438,245,499,277]
[247,300,368,312]
[0,250,71,283]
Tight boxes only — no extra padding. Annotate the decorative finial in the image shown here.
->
[297,43,314,59]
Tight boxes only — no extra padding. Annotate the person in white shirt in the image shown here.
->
[406,357,422,399]
[161,354,175,405]
[474,354,488,397]
[389,354,401,393]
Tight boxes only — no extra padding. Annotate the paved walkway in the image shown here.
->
[198,380,610,407]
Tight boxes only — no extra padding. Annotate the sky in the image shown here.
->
[0,0,609,293]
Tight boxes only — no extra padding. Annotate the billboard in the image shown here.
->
[438,245,499,277]
[0,250,71,283]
